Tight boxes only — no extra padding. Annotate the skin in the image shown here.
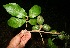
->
[7,30,31,48]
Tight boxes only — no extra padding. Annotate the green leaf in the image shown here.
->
[29,5,41,18]
[32,25,40,30]
[7,17,26,28]
[65,35,70,40]
[29,19,37,25]
[16,8,27,18]
[58,31,65,40]
[3,3,27,18]
[48,38,57,48]
[3,3,21,16]
[48,38,54,46]
[58,34,65,40]
[60,31,65,34]
[37,16,44,25]
[50,30,57,34]
[43,24,51,31]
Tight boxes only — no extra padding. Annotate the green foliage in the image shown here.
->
[43,24,51,31]
[48,38,57,48]
[37,16,44,25]
[58,31,67,40]
[3,3,70,48]
[29,5,41,18]
[3,3,27,18]
[32,25,40,30]
[60,31,65,34]
[29,19,37,25]
[3,3,42,28]
[58,34,65,40]
[65,35,70,40]
[8,17,26,28]
[50,30,57,33]
[16,8,27,18]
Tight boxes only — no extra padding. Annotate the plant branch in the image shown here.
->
[28,31,60,34]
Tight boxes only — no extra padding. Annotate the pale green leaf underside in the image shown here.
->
[50,30,57,33]
[8,17,26,28]
[32,25,40,30]
[29,19,37,25]
[58,35,65,40]
[43,24,51,31]
[3,3,27,18]
[29,5,41,18]
[37,16,44,25]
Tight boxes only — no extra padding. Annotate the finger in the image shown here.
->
[18,32,31,47]
[19,39,25,48]
[17,30,27,37]
[20,35,30,47]
[21,31,31,41]
[22,31,31,42]
[25,31,31,39]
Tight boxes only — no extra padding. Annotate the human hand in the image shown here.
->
[7,30,31,48]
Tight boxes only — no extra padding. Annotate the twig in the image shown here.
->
[26,16,28,20]
[26,21,27,27]
[29,31,60,34]
[39,32,44,44]
[26,21,29,27]
[26,16,29,27]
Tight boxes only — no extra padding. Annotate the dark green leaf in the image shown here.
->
[7,17,26,28]
[48,38,54,46]
[60,31,65,34]
[65,35,70,40]
[29,5,41,18]
[29,19,37,25]
[48,38,57,48]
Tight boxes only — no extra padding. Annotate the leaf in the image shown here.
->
[3,3,21,16]
[58,34,65,40]
[29,19,37,25]
[37,16,44,25]
[7,17,26,28]
[16,8,27,18]
[58,31,65,40]
[60,31,65,34]
[65,35,70,40]
[48,38,57,48]
[29,5,41,18]
[48,38,54,46]
[32,25,40,30]
[50,30,57,34]
[3,3,27,18]
[43,24,51,31]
